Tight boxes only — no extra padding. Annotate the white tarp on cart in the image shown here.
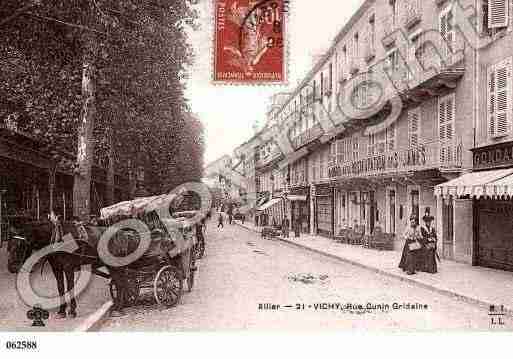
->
[100,193,181,220]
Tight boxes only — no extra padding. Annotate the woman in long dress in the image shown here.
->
[399,214,422,275]
[420,210,438,274]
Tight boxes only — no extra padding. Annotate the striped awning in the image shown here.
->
[287,195,307,201]
[435,168,513,199]
[257,198,283,211]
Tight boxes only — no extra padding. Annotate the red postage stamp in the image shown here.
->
[213,0,288,84]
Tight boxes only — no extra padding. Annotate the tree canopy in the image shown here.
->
[1,0,205,212]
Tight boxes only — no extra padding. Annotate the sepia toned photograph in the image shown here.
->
[1,0,513,345]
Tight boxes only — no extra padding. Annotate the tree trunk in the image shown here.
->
[106,127,115,205]
[73,31,98,220]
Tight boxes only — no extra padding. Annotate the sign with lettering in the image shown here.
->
[472,142,513,171]
[315,184,332,197]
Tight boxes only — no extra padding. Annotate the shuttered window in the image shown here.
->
[439,94,456,165]
[439,6,455,62]
[408,108,421,148]
[439,94,455,142]
[488,58,512,138]
[386,123,396,150]
[489,0,509,28]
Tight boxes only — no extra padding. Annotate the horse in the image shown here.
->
[7,216,124,318]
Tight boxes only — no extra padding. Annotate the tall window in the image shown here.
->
[408,107,421,148]
[369,15,375,51]
[439,93,456,164]
[352,136,359,160]
[354,33,359,59]
[482,0,509,35]
[390,0,397,27]
[439,5,455,62]
[488,58,512,138]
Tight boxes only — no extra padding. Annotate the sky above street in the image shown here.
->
[186,0,364,165]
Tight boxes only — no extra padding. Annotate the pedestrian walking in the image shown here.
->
[420,208,438,274]
[228,213,233,225]
[398,213,422,275]
[282,217,290,238]
[241,214,245,224]
[217,212,224,229]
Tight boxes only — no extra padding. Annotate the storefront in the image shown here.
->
[436,141,513,271]
[288,186,310,234]
[0,124,130,224]
[315,184,334,237]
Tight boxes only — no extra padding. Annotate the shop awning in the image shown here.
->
[257,198,283,211]
[435,168,513,199]
[287,195,307,201]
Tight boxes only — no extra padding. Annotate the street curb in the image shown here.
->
[74,300,113,332]
[236,222,513,317]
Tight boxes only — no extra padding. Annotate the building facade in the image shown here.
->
[232,0,513,272]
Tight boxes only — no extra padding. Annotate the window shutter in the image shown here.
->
[439,94,456,164]
[445,96,455,141]
[489,0,509,28]
[387,123,396,150]
[495,59,512,135]
[377,130,386,154]
[408,108,421,148]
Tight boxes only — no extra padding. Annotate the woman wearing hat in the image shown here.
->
[399,213,422,275]
[420,208,438,274]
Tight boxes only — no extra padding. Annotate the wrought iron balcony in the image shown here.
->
[328,139,463,180]
[291,123,323,150]
[255,150,283,169]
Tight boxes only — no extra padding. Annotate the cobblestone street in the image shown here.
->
[102,223,513,331]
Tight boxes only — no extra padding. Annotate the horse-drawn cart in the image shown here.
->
[5,192,204,316]
[99,194,199,309]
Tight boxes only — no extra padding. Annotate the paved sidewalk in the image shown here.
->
[235,221,513,315]
[0,248,111,331]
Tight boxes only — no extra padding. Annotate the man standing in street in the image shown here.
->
[217,211,224,229]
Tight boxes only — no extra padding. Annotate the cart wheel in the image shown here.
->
[153,265,183,307]
[186,255,196,292]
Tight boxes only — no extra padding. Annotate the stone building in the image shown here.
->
[233,0,513,272]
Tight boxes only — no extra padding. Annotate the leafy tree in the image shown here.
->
[1,0,203,218]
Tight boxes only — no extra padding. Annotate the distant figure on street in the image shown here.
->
[282,217,290,238]
[241,214,245,224]
[228,213,233,225]
[217,212,224,228]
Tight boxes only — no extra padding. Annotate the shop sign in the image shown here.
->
[289,187,309,196]
[473,142,513,170]
[328,147,427,179]
[315,184,332,197]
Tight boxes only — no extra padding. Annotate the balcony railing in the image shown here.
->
[256,150,282,168]
[291,124,323,150]
[328,139,463,179]
[403,0,421,29]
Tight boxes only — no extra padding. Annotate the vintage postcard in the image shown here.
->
[1,0,513,356]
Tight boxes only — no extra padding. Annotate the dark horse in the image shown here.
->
[7,217,122,318]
